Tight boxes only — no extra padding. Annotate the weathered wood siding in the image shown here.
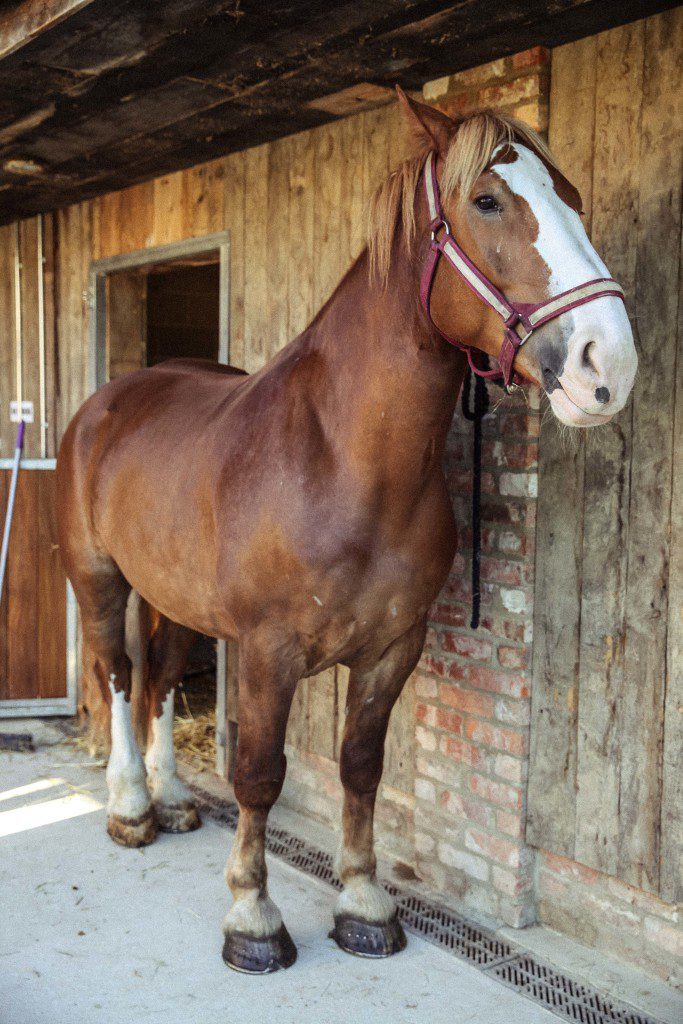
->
[0,469,67,701]
[529,8,683,903]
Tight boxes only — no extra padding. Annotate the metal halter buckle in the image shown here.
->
[430,218,451,243]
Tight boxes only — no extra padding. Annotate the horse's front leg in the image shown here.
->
[332,618,427,958]
[222,630,301,974]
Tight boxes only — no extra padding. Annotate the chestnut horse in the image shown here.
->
[56,92,637,973]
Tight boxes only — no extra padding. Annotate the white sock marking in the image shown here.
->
[107,679,150,820]
[145,688,193,807]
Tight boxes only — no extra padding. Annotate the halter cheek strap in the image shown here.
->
[420,150,626,392]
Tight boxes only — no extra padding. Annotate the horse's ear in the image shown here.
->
[395,85,454,155]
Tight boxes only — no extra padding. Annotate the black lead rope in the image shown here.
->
[461,368,489,630]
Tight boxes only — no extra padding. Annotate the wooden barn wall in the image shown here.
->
[528,8,683,903]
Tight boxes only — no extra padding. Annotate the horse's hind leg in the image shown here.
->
[332,619,427,957]
[222,627,301,973]
[143,611,201,833]
[76,562,156,848]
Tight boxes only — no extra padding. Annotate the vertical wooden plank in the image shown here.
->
[243,145,269,373]
[42,214,58,459]
[106,271,146,380]
[55,203,93,445]
[224,151,246,369]
[37,471,67,698]
[19,218,40,459]
[338,112,365,271]
[152,172,185,247]
[574,20,644,875]
[183,158,226,239]
[0,223,17,459]
[661,216,683,904]
[619,7,683,895]
[362,105,392,218]
[118,181,154,255]
[7,473,39,699]
[267,135,291,360]
[527,36,597,856]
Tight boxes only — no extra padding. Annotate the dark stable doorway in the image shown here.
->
[146,260,220,718]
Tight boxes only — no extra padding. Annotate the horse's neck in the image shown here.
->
[302,249,466,482]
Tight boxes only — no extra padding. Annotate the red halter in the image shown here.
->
[419,150,626,392]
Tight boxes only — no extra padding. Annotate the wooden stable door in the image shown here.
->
[0,466,73,715]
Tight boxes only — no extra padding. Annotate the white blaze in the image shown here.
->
[492,144,637,417]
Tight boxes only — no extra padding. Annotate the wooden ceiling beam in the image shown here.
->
[0,0,677,223]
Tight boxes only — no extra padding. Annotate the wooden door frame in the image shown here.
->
[88,232,231,775]
[0,458,78,717]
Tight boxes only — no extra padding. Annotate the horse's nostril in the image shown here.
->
[581,340,598,373]
[595,386,610,405]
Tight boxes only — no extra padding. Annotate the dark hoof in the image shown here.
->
[107,807,157,848]
[222,923,297,974]
[330,913,407,958]
[153,802,201,833]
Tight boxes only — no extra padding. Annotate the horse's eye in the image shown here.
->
[474,195,500,212]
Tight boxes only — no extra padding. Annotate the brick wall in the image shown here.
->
[410,50,548,930]
[411,383,541,927]
[538,853,682,987]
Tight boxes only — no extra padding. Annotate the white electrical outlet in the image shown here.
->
[9,400,34,423]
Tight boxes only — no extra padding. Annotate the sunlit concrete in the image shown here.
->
[0,743,561,1024]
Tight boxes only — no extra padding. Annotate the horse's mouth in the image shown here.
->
[547,379,613,427]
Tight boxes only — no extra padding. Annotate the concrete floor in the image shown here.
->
[1,732,680,1024]
[0,742,564,1024]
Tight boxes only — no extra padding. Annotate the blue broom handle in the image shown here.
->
[0,420,26,601]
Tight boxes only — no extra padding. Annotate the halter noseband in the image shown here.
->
[419,150,626,392]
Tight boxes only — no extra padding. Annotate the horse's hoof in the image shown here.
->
[330,913,407,958]
[153,801,201,833]
[222,924,297,974]
[106,807,157,848]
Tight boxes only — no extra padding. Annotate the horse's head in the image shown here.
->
[396,90,637,426]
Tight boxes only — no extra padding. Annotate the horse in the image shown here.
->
[56,89,637,973]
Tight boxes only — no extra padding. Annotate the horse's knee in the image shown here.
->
[234,749,287,811]
[340,737,383,796]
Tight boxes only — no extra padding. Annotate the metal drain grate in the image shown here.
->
[191,787,664,1024]
[489,956,658,1024]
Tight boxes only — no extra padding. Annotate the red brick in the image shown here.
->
[465,828,520,868]
[419,654,447,678]
[469,667,530,699]
[416,703,436,727]
[436,707,464,734]
[440,683,495,719]
[440,736,484,767]
[512,46,550,70]
[497,645,529,669]
[440,632,493,661]
[466,719,528,756]
[480,557,523,585]
[446,660,469,683]
[479,615,527,644]
[470,773,523,810]
[430,602,467,628]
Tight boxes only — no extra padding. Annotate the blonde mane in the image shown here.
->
[367,109,559,284]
